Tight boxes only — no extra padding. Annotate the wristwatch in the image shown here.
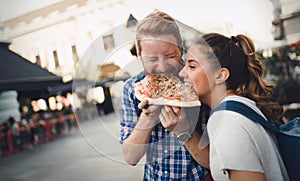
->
[176,132,192,144]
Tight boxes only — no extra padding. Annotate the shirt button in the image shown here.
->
[164,171,168,175]
[164,150,168,154]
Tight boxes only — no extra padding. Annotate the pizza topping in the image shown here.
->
[134,73,199,102]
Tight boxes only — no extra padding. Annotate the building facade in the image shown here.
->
[2,0,131,82]
[2,0,205,83]
[271,0,300,44]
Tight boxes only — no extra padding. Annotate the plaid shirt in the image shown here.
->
[120,71,208,181]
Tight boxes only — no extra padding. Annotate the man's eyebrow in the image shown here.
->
[163,52,178,55]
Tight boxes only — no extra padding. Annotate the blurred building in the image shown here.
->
[271,0,300,44]
[2,0,204,83]
[2,0,129,82]
[0,0,207,118]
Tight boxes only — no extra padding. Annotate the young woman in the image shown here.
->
[174,33,289,180]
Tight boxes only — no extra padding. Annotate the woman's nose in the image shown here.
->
[179,67,186,78]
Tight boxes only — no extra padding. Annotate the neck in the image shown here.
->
[203,90,236,110]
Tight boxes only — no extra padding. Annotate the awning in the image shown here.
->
[0,42,63,92]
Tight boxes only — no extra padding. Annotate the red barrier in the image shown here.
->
[45,122,51,142]
[6,131,13,154]
[0,131,13,156]
[0,114,77,157]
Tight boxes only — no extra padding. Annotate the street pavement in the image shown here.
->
[0,112,144,181]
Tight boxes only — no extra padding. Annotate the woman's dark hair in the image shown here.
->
[195,33,283,121]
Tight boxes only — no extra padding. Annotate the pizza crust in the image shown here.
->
[135,91,201,107]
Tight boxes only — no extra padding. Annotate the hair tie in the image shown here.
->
[230,36,239,56]
[231,36,239,44]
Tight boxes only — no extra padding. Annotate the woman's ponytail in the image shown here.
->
[236,35,283,121]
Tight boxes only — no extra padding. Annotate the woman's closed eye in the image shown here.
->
[188,65,196,70]
[186,59,200,70]
[186,62,197,70]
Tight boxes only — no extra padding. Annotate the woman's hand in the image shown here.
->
[159,106,191,135]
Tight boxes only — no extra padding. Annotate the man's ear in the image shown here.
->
[180,47,184,56]
[215,68,230,84]
[136,42,142,57]
[137,51,141,58]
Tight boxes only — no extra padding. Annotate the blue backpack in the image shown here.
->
[213,100,300,181]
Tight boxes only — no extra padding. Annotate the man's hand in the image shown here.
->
[122,99,162,166]
[137,99,162,129]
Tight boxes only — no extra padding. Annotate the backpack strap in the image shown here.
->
[212,100,280,133]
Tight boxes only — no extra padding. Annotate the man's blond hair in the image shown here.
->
[135,10,183,53]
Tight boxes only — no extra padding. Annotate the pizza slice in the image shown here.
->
[133,73,201,107]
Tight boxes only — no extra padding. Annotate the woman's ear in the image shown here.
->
[215,68,230,84]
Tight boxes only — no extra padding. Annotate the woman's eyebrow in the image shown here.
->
[186,59,199,64]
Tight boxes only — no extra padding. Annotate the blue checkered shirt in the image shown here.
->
[120,71,207,181]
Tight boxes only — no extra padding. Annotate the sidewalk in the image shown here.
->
[0,112,144,181]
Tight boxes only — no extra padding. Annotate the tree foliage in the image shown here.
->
[258,44,300,105]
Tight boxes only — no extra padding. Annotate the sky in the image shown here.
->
[0,0,283,49]
[0,0,63,21]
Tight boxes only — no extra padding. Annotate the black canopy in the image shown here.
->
[0,42,63,93]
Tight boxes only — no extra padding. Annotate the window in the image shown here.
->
[53,50,59,67]
[71,45,79,63]
[103,34,115,51]
[35,55,41,66]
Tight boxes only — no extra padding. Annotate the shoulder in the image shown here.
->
[124,71,145,87]
[223,96,266,118]
[208,96,266,142]
[207,111,249,141]
[122,72,145,105]
[123,71,145,92]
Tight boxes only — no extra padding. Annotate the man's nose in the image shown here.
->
[156,57,168,72]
